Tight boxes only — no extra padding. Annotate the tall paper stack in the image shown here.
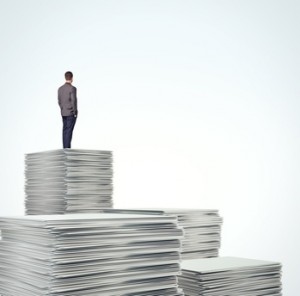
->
[99,208,223,259]
[25,149,113,214]
[0,213,184,296]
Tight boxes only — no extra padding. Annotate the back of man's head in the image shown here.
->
[65,71,73,81]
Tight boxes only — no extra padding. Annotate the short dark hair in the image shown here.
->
[65,71,73,80]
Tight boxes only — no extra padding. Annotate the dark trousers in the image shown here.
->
[62,115,77,148]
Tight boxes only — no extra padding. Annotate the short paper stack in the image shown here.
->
[0,213,184,296]
[25,149,113,214]
[179,256,282,296]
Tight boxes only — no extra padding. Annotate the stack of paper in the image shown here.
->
[25,149,113,214]
[179,257,282,296]
[0,213,184,296]
[97,208,223,259]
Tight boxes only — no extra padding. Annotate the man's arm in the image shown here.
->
[71,87,78,116]
[58,89,61,107]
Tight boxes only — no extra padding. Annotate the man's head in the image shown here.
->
[65,71,73,83]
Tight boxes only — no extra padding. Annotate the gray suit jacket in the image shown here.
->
[58,83,78,116]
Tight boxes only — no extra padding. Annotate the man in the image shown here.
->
[58,71,78,148]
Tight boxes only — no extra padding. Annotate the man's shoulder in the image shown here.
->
[58,83,76,91]
[58,84,67,91]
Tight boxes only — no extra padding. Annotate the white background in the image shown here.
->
[0,0,299,295]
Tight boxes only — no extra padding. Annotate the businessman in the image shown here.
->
[58,71,78,148]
